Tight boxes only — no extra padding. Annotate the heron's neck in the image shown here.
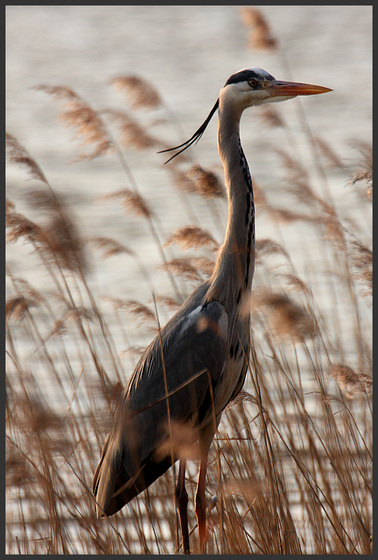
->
[206,101,255,308]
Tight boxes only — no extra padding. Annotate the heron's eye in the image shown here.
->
[248,79,258,88]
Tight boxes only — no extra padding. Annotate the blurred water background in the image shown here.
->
[6,6,372,291]
[6,5,372,554]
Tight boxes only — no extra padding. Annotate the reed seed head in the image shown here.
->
[103,189,153,219]
[160,258,203,283]
[110,75,162,110]
[164,226,218,251]
[350,240,372,296]
[89,236,135,258]
[123,300,156,329]
[240,7,278,51]
[6,133,48,185]
[156,420,199,462]
[102,108,157,150]
[35,85,112,161]
[329,365,372,399]
[6,296,36,321]
[188,165,226,199]
[252,290,317,342]
[6,211,44,245]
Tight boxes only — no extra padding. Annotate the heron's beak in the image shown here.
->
[267,80,332,97]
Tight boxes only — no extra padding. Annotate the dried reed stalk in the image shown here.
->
[240,7,278,51]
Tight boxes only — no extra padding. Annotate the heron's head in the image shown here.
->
[159,67,332,163]
[221,67,332,109]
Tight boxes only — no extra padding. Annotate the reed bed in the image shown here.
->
[6,9,372,555]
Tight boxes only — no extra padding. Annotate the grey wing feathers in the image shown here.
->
[93,296,228,517]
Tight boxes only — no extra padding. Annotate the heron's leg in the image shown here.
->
[176,459,190,554]
[195,417,219,553]
[195,451,208,554]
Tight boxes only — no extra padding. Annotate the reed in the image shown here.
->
[6,10,371,555]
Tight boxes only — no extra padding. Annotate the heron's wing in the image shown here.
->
[93,298,228,516]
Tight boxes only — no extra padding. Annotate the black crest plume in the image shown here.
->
[158,98,219,164]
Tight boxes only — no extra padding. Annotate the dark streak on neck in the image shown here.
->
[237,139,255,288]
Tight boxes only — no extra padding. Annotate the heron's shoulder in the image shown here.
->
[126,293,228,399]
[176,300,228,342]
[126,284,227,389]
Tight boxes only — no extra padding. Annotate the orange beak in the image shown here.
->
[266,80,332,97]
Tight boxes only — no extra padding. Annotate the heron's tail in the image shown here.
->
[93,432,176,517]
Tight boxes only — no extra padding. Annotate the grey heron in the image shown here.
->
[93,68,331,554]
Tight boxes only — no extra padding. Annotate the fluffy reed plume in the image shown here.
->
[250,182,267,208]
[6,296,37,322]
[20,394,63,436]
[347,142,372,199]
[164,226,218,251]
[7,193,86,274]
[252,290,316,342]
[34,85,112,160]
[264,205,315,226]
[187,165,226,199]
[102,188,153,219]
[156,420,199,462]
[167,167,198,194]
[5,137,84,270]
[240,7,278,51]
[6,211,44,245]
[279,273,311,296]
[328,365,372,399]
[88,236,135,259]
[47,318,68,339]
[64,305,93,324]
[43,306,93,340]
[8,276,44,306]
[97,379,124,407]
[226,388,257,408]
[349,239,372,296]
[31,189,86,273]
[125,345,147,360]
[160,258,203,283]
[6,199,15,214]
[120,299,156,330]
[6,445,34,488]
[6,133,48,185]
[154,295,181,312]
[255,238,291,263]
[224,477,264,503]
[320,204,345,251]
[101,108,158,150]
[110,75,162,110]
